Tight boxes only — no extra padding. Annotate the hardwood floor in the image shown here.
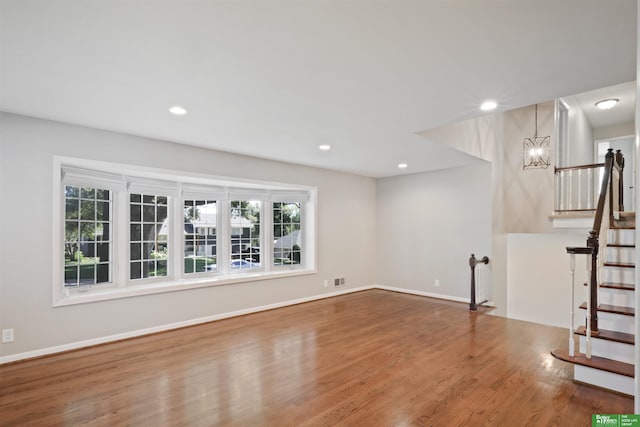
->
[0,289,633,426]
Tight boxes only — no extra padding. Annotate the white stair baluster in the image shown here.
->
[586,253,592,359]
[569,253,575,357]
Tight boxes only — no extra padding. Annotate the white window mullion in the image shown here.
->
[263,199,273,272]
[306,196,316,270]
[172,196,183,279]
[218,199,230,275]
[116,190,128,287]
[300,202,307,268]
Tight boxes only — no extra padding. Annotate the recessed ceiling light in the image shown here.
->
[480,100,498,111]
[169,105,188,116]
[595,98,619,110]
[318,144,331,151]
[398,163,408,169]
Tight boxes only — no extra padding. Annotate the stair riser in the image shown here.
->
[605,247,636,264]
[599,287,635,308]
[578,335,635,364]
[574,365,633,395]
[579,309,635,334]
[608,229,635,246]
[603,267,635,285]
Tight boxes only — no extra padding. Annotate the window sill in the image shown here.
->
[53,268,317,307]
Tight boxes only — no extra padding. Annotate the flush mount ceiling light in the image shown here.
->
[595,98,619,110]
[522,104,550,170]
[169,105,188,116]
[398,163,408,169]
[318,144,331,151]
[480,100,498,111]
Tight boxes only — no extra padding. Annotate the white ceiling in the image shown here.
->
[572,81,636,129]
[0,1,637,178]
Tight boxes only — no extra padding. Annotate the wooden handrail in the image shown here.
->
[566,246,595,255]
[554,163,604,173]
[583,148,624,333]
[563,149,624,359]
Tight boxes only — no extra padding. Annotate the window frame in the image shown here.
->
[272,200,305,270]
[52,157,317,307]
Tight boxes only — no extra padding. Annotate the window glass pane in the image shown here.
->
[64,265,78,287]
[130,243,141,260]
[96,243,110,262]
[96,264,109,283]
[143,205,155,222]
[65,185,79,198]
[80,187,95,199]
[230,200,261,269]
[96,201,110,221]
[80,223,96,242]
[130,262,141,280]
[273,202,302,266]
[96,189,110,200]
[143,224,156,241]
[65,198,79,220]
[184,200,218,274]
[63,186,112,287]
[130,193,170,280]
[130,204,141,222]
[130,224,141,241]
[80,200,95,220]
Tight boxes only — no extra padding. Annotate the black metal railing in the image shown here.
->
[469,253,490,311]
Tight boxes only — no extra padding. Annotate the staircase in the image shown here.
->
[552,212,636,395]
[551,148,635,395]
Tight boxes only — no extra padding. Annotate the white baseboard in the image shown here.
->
[375,285,471,304]
[0,284,472,364]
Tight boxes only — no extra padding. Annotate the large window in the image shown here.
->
[230,200,261,270]
[273,202,301,266]
[64,186,112,287]
[55,159,315,306]
[184,200,217,274]
[129,194,169,280]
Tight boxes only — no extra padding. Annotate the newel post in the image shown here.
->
[469,253,489,311]
[586,231,599,333]
[616,149,624,212]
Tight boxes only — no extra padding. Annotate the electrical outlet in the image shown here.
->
[2,329,14,343]
[323,279,329,288]
[435,279,440,287]
[334,278,340,287]
[340,277,345,286]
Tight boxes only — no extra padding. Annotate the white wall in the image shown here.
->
[376,163,492,300]
[506,233,588,328]
[417,101,556,316]
[0,112,377,358]
[561,96,594,166]
[593,121,635,141]
[500,103,555,234]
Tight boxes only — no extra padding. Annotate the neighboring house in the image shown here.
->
[159,202,254,257]
[274,229,301,261]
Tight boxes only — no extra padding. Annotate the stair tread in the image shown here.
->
[579,302,635,316]
[551,348,634,377]
[610,224,635,229]
[575,326,635,345]
[603,262,635,268]
[607,243,635,248]
[601,282,635,291]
